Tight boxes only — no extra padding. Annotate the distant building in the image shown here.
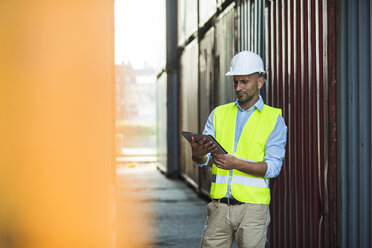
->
[115,62,157,151]
[115,62,136,120]
[115,62,157,122]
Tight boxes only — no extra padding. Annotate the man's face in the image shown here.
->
[233,74,264,104]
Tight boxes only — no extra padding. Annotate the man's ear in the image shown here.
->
[257,76,264,89]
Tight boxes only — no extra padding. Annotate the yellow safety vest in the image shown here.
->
[210,102,281,205]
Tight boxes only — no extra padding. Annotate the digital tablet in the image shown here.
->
[181,131,227,154]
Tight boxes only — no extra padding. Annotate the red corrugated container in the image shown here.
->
[265,0,336,247]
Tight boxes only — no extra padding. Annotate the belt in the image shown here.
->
[213,197,244,205]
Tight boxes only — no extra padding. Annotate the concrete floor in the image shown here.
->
[116,163,207,248]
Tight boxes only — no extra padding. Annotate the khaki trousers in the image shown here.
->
[201,201,270,248]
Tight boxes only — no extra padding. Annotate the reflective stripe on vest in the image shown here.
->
[213,174,269,188]
[211,174,228,184]
[210,102,281,204]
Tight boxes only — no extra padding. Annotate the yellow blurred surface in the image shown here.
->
[0,1,144,247]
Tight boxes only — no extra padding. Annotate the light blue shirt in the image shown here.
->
[198,96,287,198]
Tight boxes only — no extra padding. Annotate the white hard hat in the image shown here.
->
[225,51,265,76]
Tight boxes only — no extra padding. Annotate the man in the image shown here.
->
[190,51,287,248]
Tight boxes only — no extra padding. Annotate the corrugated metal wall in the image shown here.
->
[266,0,330,247]
[178,0,198,46]
[215,4,236,105]
[179,40,199,187]
[239,0,265,56]
[338,0,372,247]
[199,0,216,27]
[199,28,215,134]
[238,0,266,100]
[198,28,215,195]
[217,0,228,8]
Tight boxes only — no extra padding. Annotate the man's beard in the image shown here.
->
[237,90,255,104]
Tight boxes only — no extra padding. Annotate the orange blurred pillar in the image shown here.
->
[0,0,122,247]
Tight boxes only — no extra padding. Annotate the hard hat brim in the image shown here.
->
[225,70,266,76]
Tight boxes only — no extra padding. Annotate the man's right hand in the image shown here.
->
[190,137,217,164]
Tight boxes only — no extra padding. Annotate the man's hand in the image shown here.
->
[191,137,217,163]
[211,153,239,170]
[211,153,268,177]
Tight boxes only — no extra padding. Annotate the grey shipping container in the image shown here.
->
[337,0,372,247]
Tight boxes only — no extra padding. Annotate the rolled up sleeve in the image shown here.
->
[263,115,287,178]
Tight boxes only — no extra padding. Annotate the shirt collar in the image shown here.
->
[233,95,264,112]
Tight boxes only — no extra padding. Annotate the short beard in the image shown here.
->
[236,90,255,104]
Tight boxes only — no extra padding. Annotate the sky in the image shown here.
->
[114,0,166,69]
